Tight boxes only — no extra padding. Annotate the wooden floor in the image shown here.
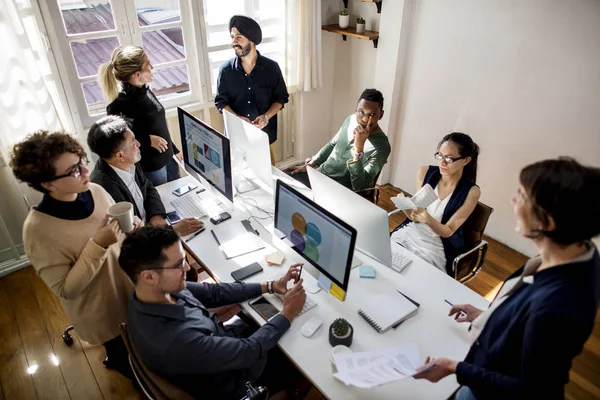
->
[0,184,598,399]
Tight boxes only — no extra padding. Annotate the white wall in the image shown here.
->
[390,0,600,256]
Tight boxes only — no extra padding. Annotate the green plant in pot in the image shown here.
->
[356,16,366,34]
[339,9,350,29]
[329,318,353,347]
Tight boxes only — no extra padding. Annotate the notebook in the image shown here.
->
[211,220,264,259]
[358,290,419,333]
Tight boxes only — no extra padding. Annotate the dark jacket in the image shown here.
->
[90,158,165,222]
[393,165,477,274]
[457,246,600,400]
[215,52,289,144]
[107,82,179,172]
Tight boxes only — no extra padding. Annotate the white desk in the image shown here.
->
[158,171,489,400]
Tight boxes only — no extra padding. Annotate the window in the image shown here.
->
[201,0,286,98]
[39,0,290,129]
[42,0,203,127]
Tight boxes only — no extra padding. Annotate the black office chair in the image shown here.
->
[120,323,269,400]
[452,201,494,283]
[62,325,75,345]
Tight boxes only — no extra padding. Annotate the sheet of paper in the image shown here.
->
[332,343,424,389]
[390,196,416,211]
[412,184,438,208]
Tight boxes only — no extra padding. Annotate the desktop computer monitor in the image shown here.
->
[177,107,234,203]
[223,110,273,193]
[307,166,392,266]
[274,179,357,293]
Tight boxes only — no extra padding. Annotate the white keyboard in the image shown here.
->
[171,196,206,219]
[390,251,412,273]
[274,292,317,315]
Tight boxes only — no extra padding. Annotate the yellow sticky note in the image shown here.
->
[330,282,346,301]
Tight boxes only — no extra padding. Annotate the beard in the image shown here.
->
[233,43,252,57]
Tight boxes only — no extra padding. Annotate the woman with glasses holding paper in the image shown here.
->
[390,132,481,274]
[10,131,140,379]
[414,158,600,400]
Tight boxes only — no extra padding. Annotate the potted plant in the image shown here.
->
[339,9,350,29]
[356,17,366,34]
[329,318,353,347]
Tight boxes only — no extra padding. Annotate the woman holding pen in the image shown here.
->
[414,157,600,400]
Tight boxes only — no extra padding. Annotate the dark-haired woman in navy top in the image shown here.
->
[391,132,481,274]
[414,158,600,400]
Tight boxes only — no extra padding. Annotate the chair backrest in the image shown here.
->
[462,201,493,249]
[356,164,385,204]
[120,323,194,400]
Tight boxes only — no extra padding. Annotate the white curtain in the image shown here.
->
[287,0,322,92]
[0,0,71,273]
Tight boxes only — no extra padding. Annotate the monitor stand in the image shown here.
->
[233,150,260,194]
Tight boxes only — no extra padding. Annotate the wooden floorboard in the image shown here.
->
[26,267,104,400]
[0,276,38,400]
[2,270,70,400]
[0,183,597,399]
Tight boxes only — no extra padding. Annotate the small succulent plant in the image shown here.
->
[339,8,348,16]
[357,17,365,24]
[332,318,350,337]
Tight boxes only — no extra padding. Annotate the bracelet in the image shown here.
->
[267,280,274,294]
[264,114,269,124]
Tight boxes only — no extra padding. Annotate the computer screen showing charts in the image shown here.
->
[274,180,357,292]
[177,107,233,202]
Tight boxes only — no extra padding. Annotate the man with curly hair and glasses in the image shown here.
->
[10,131,141,379]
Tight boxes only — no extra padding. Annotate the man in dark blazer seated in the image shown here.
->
[87,115,203,236]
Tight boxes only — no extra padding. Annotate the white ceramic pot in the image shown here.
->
[339,14,350,29]
[356,23,365,34]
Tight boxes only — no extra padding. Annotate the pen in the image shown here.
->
[185,228,204,243]
[445,299,467,317]
[444,299,454,307]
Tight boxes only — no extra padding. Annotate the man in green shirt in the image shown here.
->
[288,88,391,191]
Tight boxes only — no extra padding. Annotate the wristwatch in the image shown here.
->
[354,149,365,159]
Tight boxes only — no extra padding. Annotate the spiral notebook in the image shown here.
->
[358,290,419,333]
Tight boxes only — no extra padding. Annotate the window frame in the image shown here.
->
[39,0,209,128]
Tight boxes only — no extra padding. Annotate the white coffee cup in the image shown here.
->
[107,202,134,233]
[329,345,352,373]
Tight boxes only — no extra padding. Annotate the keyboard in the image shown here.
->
[274,292,317,315]
[171,196,206,219]
[390,251,412,273]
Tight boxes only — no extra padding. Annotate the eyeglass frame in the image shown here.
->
[52,158,88,181]
[146,258,190,272]
[434,152,467,164]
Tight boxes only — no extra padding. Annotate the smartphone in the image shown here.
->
[231,262,263,282]
[173,184,198,197]
[249,296,280,321]
[210,212,231,225]
[166,210,182,224]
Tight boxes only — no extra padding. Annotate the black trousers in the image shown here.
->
[103,335,134,380]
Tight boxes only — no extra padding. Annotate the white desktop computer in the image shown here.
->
[307,166,411,272]
[223,110,273,194]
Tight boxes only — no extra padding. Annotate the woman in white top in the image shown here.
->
[391,133,481,273]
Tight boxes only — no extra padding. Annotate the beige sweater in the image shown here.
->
[23,183,133,345]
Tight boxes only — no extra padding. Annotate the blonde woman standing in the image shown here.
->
[98,45,181,186]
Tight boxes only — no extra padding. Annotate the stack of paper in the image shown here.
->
[391,184,438,211]
[333,343,424,389]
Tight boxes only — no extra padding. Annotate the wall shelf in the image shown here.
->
[362,0,382,13]
[322,24,379,48]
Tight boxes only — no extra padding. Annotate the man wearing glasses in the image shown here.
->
[120,226,306,399]
[287,88,391,191]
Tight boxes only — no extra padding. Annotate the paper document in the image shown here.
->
[391,184,438,211]
[333,343,424,389]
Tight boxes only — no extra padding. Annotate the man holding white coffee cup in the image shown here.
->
[88,115,203,236]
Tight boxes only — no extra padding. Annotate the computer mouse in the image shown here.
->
[300,318,323,338]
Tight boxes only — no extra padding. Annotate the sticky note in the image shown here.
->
[317,274,332,292]
[359,265,375,278]
[265,251,284,266]
[330,282,346,301]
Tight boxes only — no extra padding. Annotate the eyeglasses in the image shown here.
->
[148,259,189,271]
[53,159,87,180]
[434,152,466,164]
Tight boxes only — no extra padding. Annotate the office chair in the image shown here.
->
[62,325,74,345]
[452,201,493,283]
[355,166,385,205]
[120,323,268,400]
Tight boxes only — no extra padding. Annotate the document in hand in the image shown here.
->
[391,184,438,211]
[333,343,426,388]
